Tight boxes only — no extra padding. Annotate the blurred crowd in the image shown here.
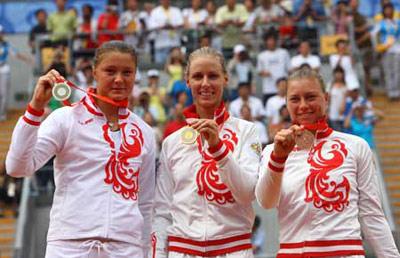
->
[0,0,398,219]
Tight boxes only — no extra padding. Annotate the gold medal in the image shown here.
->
[295,130,314,150]
[52,82,71,101]
[181,126,198,145]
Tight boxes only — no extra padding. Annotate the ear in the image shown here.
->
[223,73,229,88]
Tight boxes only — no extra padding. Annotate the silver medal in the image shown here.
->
[295,130,314,150]
[52,82,72,101]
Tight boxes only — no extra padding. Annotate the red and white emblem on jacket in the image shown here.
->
[196,129,238,205]
[103,122,144,201]
[305,139,350,212]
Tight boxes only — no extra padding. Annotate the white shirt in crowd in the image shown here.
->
[182,8,208,29]
[290,54,321,70]
[265,95,286,124]
[328,84,347,121]
[148,5,183,50]
[257,48,290,95]
[329,54,360,90]
[229,96,266,119]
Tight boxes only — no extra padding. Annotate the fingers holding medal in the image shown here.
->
[31,69,66,110]
[183,118,220,147]
[273,125,304,158]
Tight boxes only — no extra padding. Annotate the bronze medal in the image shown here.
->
[295,130,314,150]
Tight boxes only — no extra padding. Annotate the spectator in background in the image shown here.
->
[328,66,347,132]
[373,2,400,101]
[227,44,254,99]
[72,58,94,102]
[242,0,258,34]
[204,0,222,51]
[279,11,297,50]
[265,77,287,127]
[145,69,167,124]
[0,26,33,121]
[183,0,208,29]
[251,215,266,255]
[29,9,48,54]
[241,104,269,148]
[293,0,325,26]
[143,111,162,159]
[149,0,183,64]
[257,30,290,105]
[75,4,97,50]
[255,0,285,25]
[215,0,249,59]
[267,104,291,140]
[170,79,193,107]
[138,2,155,57]
[332,0,351,36]
[199,32,212,48]
[290,40,321,72]
[120,0,142,48]
[165,47,185,92]
[350,0,374,94]
[47,0,77,45]
[162,102,186,139]
[229,82,265,121]
[329,39,360,91]
[374,0,400,21]
[344,103,383,149]
[97,0,123,46]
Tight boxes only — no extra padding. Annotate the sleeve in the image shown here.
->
[172,8,184,27]
[139,131,156,257]
[357,140,400,257]
[255,145,286,209]
[6,106,65,178]
[207,123,261,204]
[150,143,174,258]
[256,54,264,73]
[215,7,224,24]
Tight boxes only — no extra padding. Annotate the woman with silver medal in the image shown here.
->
[6,41,156,258]
[256,67,399,257]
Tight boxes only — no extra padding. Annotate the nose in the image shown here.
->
[299,97,308,110]
[114,72,124,83]
[201,75,211,86]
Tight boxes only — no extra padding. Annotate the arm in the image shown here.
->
[139,132,156,257]
[6,70,65,178]
[357,141,400,257]
[207,124,261,204]
[150,145,174,258]
[255,125,302,209]
[255,146,286,209]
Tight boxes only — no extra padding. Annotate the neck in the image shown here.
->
[96,99,119,122]
[196,105,215,119]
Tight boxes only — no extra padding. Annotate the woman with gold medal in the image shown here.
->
[151,47,261,258]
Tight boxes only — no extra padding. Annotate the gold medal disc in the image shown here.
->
[181,126,199,144]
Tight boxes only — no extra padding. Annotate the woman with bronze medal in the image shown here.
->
[151,47,261,258]
[6,41,156,257]
[256,67,399,257]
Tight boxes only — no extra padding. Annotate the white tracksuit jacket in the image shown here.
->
[151,104,261,257]
[6,94,156,255]
[256,128,400,258]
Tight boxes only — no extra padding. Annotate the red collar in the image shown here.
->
[297,117,333,139]
[183,102,230,126]
[82,87,129,119]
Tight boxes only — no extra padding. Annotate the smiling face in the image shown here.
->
[186,56,228,113]
[286,78,328,125]
[93,51,136,101]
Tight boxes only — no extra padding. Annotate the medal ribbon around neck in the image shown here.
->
[53,78,128,108]
[301,118,329,132]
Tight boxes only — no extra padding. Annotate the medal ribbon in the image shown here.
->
[55,78,128,108]
[301,118,329,131]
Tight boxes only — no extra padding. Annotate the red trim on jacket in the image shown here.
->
[27,104,44,116]
[23,116,41,126]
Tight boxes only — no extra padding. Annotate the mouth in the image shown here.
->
[198,90,215,97]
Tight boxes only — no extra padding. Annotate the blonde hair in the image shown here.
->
[288,66,326,93]
[93,40,137,68]
[185,47,227,79]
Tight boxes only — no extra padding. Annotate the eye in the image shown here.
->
[191,73,203,80]
[104,69,115,75]
[289,96,299,102]
[123,70,133,76]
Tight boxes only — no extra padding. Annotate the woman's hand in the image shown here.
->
[30,69,65,110]
[273,125,303,159]
[189,119,220,148]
